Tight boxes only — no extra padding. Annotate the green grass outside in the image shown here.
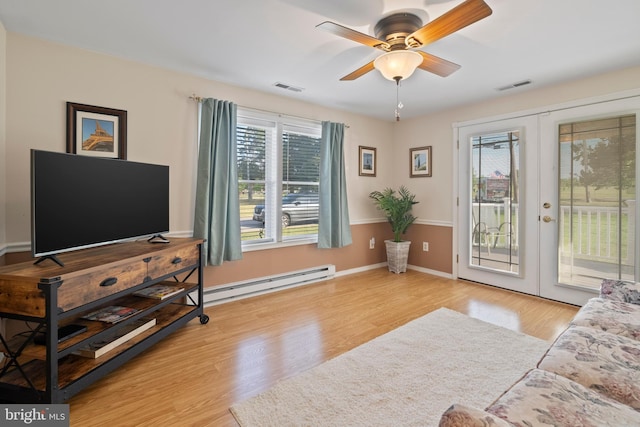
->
[559,185,635,260]
[560,185,635,207]
[559,210,630,260]
[477,184,635,264]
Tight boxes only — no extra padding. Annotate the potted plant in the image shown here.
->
[369,186,419,273]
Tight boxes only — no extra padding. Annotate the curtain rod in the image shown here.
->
[189,94,349,128]
[189,94,203,103]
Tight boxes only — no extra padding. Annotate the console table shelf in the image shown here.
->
[0,238,206,403]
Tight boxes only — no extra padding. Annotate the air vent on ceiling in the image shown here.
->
[274,82,304,93]
[496,80,532,91]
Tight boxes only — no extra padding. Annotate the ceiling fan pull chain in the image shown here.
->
[395,77,402,121]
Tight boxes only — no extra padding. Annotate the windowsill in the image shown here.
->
[242,236,318,252]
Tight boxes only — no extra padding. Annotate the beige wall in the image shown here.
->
[2,30,640,285]
[3,34,392,245]
[395,66,640,225]
[0,21,6,252]
[1,33,399,283]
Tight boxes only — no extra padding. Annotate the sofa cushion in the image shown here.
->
[486,369,640,426]
[438,404,512,427]
[571,298,640,341]
[600,279,640,304]
[538,325,640,409]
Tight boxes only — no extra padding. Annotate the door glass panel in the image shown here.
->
[471,131,520,274]
[558,115,636,289]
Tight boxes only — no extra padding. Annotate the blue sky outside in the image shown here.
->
[82,118,114,140]
[472,133,598,180]
[471,132,519,178]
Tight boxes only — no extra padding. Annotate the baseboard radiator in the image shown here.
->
[202,264,336,306]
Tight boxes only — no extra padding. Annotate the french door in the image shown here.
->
[539,98,639,305]
[457,94,640,305]
[457,116,539,296]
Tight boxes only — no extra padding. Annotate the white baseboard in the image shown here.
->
[407,264,453,279]
[337,262,452,279]
[334,262,387,277]
[2,241,31,254]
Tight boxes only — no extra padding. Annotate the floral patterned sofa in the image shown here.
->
[439,279,640,426]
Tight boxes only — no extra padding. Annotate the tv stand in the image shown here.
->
[0,237,205,403]
[33,254,65,267]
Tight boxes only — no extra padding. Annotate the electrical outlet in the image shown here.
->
[369,237,375,249]
[423,241,429,251]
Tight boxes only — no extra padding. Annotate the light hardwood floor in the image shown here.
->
[68,269,579,427]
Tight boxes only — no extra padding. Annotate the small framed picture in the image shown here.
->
[358,146,376,177]
[66,102,127,159]
[410,146,432,178]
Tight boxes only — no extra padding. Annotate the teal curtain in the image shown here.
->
[318,121,352,248]
[193,98,242,265]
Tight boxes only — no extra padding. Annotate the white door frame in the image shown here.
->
[453,88,640,305]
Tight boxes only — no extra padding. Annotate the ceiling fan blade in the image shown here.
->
[340,61,376,81]
[416,51,461,77]
[406,0,492,48]
[317,21,390,51]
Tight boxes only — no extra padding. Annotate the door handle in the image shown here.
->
[542,215,556,223]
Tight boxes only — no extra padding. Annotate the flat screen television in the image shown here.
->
[31,150,169,264]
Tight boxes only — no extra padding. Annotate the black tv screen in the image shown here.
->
[31,150,169,257]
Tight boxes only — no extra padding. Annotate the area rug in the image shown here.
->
[230,307,549,426]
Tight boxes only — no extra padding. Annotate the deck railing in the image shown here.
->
[559,201,635,266]
[472,200,636,266]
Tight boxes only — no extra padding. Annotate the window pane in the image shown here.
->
[281,184,319,238]
[283,130,320,185]
[282,130,320,240]
[558,114,636,289]
[237,111,321,245]
[238,124,268,242]
[470,131,520,274]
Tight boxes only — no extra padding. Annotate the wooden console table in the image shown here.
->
[0,237,207,403]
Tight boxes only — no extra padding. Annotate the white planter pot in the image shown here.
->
[385,240,411,274]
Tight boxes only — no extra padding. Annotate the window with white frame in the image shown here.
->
[237,108,321,246]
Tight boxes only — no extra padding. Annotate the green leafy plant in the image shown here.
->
[369,186,419,242]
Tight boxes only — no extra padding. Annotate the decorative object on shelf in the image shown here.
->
[81,305,139,324]
[410,146,432,177]
[369,186,419,273]
[359,146,377,177]
[73,318,156,359]
[133,283,184,300]
[66,102,127,159]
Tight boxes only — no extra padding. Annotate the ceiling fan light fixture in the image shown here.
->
[373,50,422,81]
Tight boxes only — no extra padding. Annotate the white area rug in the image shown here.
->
[230,307,549,426]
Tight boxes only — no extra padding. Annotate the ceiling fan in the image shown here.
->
[317,0,493,82]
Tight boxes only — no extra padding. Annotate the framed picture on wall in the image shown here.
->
[66,102,128,160]
[359,146,376,177]
[410,146,432,177]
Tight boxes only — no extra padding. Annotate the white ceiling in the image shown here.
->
[1,0,640,121]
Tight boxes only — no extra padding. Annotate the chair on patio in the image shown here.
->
[472,210,514,254]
